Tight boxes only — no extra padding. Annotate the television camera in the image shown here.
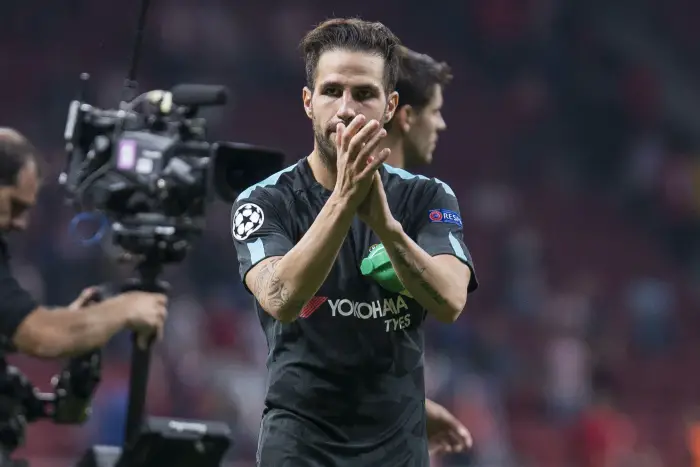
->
[0,0,285,465]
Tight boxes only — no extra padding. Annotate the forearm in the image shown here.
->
[14,301,128,358]
[379,223,465,322]
[253,193,355,321]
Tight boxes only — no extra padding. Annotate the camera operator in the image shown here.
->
[0,127,167,358]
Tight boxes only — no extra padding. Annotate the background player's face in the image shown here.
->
[404,84,447,166]
[0,160,38,233]
[303,49,398,165]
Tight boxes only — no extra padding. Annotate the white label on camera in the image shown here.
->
[135,157,153,174]
[117,140,136,169]
[168,420,208,434]
[142,149,162,159]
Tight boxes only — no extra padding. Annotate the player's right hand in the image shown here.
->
[333,114,390,206]
[117,291,168,348]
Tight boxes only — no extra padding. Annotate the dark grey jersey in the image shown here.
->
[231,158,478,466]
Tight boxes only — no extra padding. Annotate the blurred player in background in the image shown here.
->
[383,46,472,457]
[384,46,451,170]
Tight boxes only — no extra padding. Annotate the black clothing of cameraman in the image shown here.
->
[0,128,168,358]
[0,233,39,350]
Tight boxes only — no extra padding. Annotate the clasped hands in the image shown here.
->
[333,115,400,237]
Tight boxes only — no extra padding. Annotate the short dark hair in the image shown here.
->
[299,18,402,93]
[395,46,452,110]
[0,129,37,186]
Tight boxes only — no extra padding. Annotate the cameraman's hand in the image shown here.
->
[116,292,168,349]
[68,287,99,310]
[333,115,390,208]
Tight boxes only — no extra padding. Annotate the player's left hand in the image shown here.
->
[357,171,397,235]
[426,400,473,456]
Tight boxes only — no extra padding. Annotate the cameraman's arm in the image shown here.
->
[13,300,129,358]
[0,262,130,358]
[232,190,354,322]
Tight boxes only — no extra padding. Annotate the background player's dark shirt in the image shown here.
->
[0,235,38,351]
[231,159,478,461]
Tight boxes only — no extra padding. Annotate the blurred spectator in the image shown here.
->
[626,278,675,356]
[545,333,590,420]
[685,407,700,467]
[572,369,636,467]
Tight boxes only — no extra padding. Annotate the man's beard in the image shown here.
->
[313,116,338,170]
[312,107,387,170]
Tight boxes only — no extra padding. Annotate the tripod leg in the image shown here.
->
[123,335,152,445]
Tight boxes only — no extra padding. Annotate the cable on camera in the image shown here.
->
[68,212,109,246]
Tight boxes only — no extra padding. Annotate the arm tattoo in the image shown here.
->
[392,246,447,306]
[252,259,306,315]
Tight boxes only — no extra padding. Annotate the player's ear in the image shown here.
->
[397,105,414,133]
[302,87,313,120]
[385,91,399,123]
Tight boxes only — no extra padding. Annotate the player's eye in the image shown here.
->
[354,89,374,101]
[323,87,341,97]
[10,198,29,217]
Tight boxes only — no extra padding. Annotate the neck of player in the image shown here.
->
[381,130,406,169]
[308,149,337,191]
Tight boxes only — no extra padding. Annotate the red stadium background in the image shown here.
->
[3,0,700,465]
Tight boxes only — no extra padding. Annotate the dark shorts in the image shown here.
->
[256,408,429,467]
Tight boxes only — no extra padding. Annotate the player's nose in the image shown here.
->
[11,217,27,231]
[436,114,447,131]
[336,92,358,122]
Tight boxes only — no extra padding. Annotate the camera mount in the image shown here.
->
[75,254,232,467]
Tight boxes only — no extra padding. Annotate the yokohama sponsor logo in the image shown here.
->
[298,295,409,320]
[329,296,408,320]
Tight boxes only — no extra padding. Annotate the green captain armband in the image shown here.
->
[360,244,412,297]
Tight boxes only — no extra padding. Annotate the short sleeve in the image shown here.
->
[0,259,38,351]
[231,189,294,293]
[413,180,478,293]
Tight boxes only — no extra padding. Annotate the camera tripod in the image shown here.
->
[75,254,232,467]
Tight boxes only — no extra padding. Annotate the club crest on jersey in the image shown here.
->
[428,209,462,227]
[232,202,264,241]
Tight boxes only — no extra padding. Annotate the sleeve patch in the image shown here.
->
[232,202,265,241]
[428,209,462,227]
